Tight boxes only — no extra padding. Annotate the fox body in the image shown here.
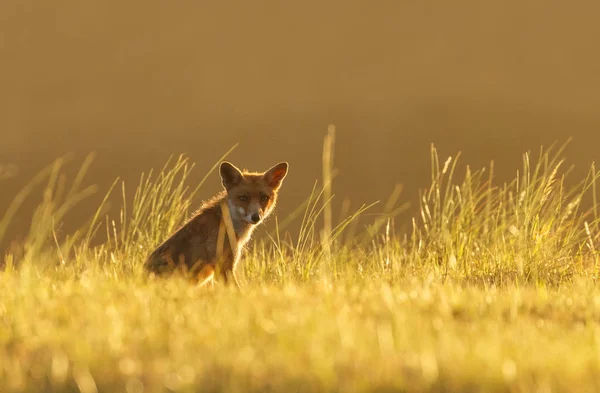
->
[144,161,289,287]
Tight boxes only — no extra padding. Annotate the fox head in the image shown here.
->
[219,161,289,225]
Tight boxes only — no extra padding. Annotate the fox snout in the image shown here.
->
[242,204,263,225]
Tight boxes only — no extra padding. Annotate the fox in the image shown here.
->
[144,160,289,288]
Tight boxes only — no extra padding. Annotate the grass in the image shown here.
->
[2,132,600,392]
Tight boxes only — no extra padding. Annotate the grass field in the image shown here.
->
[2,134,600,393]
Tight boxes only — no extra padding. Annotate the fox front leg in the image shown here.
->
[232,271,241,289]
[220,269,241,290]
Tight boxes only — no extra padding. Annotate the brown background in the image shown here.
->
[1,1,600,247]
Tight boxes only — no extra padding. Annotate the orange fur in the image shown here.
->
[144,161,289,288]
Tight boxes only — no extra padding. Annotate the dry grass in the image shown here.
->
[1,133,600,393]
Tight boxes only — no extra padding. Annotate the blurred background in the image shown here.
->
[1,1,600,247]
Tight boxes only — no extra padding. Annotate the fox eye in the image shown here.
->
[239,195,249,202]
[260,194,269,203]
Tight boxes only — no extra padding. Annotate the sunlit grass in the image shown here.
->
[2,133,600,393]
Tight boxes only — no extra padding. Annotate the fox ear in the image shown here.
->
[220,161,243,190]
[264,162,289,189]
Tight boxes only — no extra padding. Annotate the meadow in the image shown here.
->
[2,131,600,393]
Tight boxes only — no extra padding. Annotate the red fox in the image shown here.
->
[144,161,289,288]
